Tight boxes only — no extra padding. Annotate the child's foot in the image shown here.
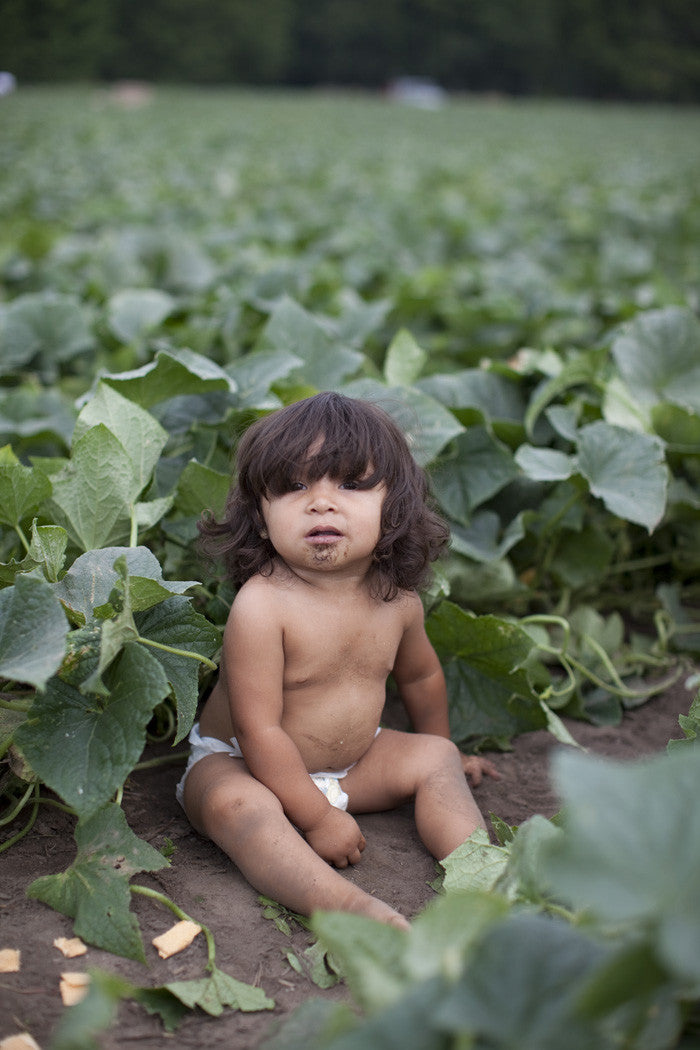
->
[336,884,410,931]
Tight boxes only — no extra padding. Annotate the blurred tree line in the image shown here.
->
[2,0,699,102]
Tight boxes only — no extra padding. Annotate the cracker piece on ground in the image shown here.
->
[53,936,88,959]
[152,919,202,959]
[59,971,91,1006]
[0,948,20,973]
[0,1034,42,1050]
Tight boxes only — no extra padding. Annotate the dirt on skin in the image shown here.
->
[0,676,694,1050]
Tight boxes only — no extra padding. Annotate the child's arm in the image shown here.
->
[392,594,499,785]
[221,585,367,867]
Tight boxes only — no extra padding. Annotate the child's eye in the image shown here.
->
[289,481,306,492]
[340,479,359,490]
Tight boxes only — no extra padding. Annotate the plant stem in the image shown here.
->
[134,751,188,772]
[0,696,32,713]
[137,635,218,671]
[0,780,36,827]
[14,523,30,554]
[0,782,40,853]
[130,884,217,970]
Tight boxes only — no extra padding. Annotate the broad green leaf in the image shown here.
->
[54,546,197,622]
[0,451,52,528]
[427,601,539,701]
[383,329,427,386]
[165,967,274,1016]
[174,459,229,518]
[28,521,68,582]
[0,574,68,688]
[73,383,168,494]
[515,444,575,482]
[431,427,518,521]
[15,642,170,816]
[667,694,700,752]
[549,525,614,589]
[576,421,668,532]
[440,829,510,894]
[443,659,545,748]
[342,378,464,466]
[227,348,303,408]
[100,345,237,408]
[135,596,221,743]
[27,803,167,961]
[544,746,700,984]
[449,510,527,564]
[258,296,364,388]
[0,291,93,376]
[417,368,526,424]
[49,425,138,550]
[311,912,409,1013]
[497,814,563,905]
[106,288,177,343]
[404,890,507,983]
[524,353,599,438]
[611,306,700,413]
[435,913,610,1050]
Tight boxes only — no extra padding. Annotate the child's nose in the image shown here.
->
[307,480,337,511]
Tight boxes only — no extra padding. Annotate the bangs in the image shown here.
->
[241,393,403,498]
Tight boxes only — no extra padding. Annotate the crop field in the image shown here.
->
[1,87,700,1047]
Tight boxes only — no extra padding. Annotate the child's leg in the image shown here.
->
[181,753,410,929]
[342,728,487,860]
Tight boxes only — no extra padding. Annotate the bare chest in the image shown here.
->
[280,601,403,692]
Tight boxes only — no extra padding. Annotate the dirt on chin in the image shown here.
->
[0,679,692,1050]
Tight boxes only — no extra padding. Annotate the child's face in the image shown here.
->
[260,472,386,578]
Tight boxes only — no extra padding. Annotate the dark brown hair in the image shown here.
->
[198,391,449,600]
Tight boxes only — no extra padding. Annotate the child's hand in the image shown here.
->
[461,752,500,786]
[305,807,366,868]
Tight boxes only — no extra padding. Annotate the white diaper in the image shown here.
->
[175,722,356,811]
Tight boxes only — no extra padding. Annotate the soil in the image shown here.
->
[1,675,694,1050]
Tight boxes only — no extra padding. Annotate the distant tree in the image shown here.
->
[1,0,116,81]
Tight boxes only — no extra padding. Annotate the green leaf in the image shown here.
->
[49,425,139,550]
[515,444,575,482]
[311,912,409,1013]
[435,913,609,1050]
[342,379,464,466]
[440,829,510,894]
[27,803,167,961]
[164,967,274,1016]
[135,596,221,743]
[15,642,171,816]
[54,546,197,623]
[417,368,526,425]
[259,296,364,388]
[106,288,177,343]
[0,291,93,376]
[383,329,427,386]
[28,521,68,582]
[576,421,668,532]
[0,450,52,527]
[73,382,168,495]
[544,746,700,984]
[611,306,700,414]
[0,574,68,688]
[431,427,518,521]
[100,345,237,408]
[449,510,527,564]
[227,349,303,409]
[174,459,229,519]
[426,601,539,701]
[404,890,507,983]
[443,659,544,748]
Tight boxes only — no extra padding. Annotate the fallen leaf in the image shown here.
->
[0,948,20,973]
[59,971,91,1006]
[152,920,202,959]
[0,1034,42,1050]
[53,936,88,959]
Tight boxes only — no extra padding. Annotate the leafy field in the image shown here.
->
[1,87,700,1047]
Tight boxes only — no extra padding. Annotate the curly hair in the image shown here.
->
[198,391,449,601]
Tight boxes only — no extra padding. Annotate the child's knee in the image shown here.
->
[190,770,284,841]
[418,733,462,776]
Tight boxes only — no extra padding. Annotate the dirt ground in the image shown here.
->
[1,675,694,1050]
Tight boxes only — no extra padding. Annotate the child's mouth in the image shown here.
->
[306,526,341,544]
